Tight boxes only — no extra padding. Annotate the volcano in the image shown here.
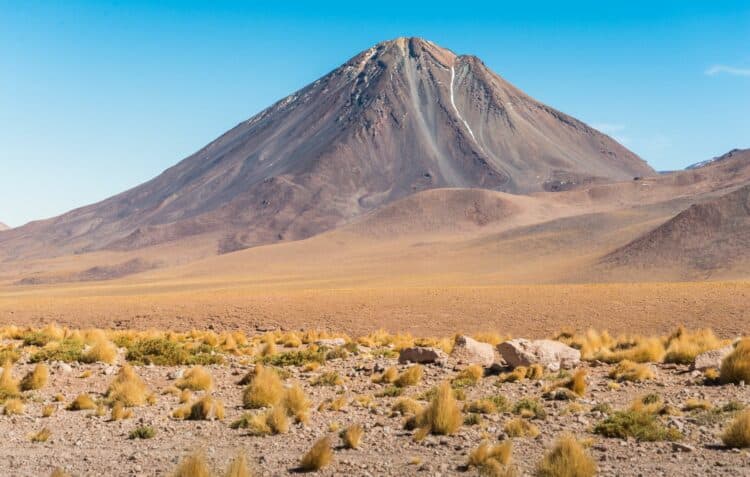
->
[0,37,652,260]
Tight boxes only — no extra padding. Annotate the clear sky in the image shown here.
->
[2,1,749,227]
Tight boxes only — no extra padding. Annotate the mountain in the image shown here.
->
[686,148,748,170]
[603,183,750,277]
[0,222,8,231]
[0,37,652,261]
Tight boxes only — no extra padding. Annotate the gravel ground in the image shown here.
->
[1,344,750,476]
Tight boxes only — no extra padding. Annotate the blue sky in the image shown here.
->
[1,1,749,227]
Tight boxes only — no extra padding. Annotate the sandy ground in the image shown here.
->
[1,281,749,339]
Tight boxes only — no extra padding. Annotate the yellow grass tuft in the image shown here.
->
[342,423,364,449]
[392,397,423,416]
[110,400,133,421]
[395,365,423,387]
[42,404,55,417]
[664,327,725,364]
[107,364,150,407]
[0,360,19,399]
[31,427,51,442]
[373,366,398,384]
[186,396,225,421]
[468,440,513,474]
[683,398,713,412]
[536,433,596,477]
[67,393,97,411]
[504,417,540,438]
[720,339,750,384]
[20,363,49,391]
[176,366,214,392]
[265,405,289,434]
[300,436,333,471]
[50,468,71,477]
[224,453,252,477]
[4,397,25,415]
[172,450,212,477]
[608,360,655,382]
[243,364,283,409]
[283,383,311,423]
[416,382,462,435]
[180,389,193,404]
[82,338,118,364]
[722,409,750,448]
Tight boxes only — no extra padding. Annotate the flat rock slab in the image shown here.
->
[450,335,496,367]
[692,344,735,371]
[398,347,448,365]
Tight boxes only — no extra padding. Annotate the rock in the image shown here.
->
[450,335,495,367]
[315,338,347,347]
[497,339,580,371]
[672,442,695,453]
[56,362,73,374]
[691,345,734,371]
[167,369,184,380]
[103,366,117,376]
[398,347,448,364]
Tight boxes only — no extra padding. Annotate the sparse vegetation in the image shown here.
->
[67,393,97,411]
[341,423,364,449]
[20,363,49,391]
[720,339,750,384]
[468,440,513,476]
[594,409,681,441]
[536,433,596,477]
[171,450,212,477]
[722,409,750,448]
[243,364,284,408]
[176,366,214,392]
[608,360,655,382]
[128,425,155,439]
[31,427,51,442]
[505,417,540,438]
[300,436,333,471]
[414,382,462,436]
[107,364,150,407]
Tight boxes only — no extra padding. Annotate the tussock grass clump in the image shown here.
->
[392,397,423,417]
[472,332,507,346]
[395,365,423,387]
[283,383,311,423]
[224,453,252,477]
[504,417,540,438]
[513,398,546,420]
[183,396,225,421]
[128,425,155,439]
[594,409,681,441]
[720,339,750,384]
[50,469,71,477]
[468,440,513,476]
[465,399,501,415]
[546,369,586,398]
[536,433,596,477]
[4,398,25,415]
[498,366,529,383]
[176,366,214,392]
[125,338,222,366]
[243,364,284,409]
[341,423,364,449]
[683,398,713,412]
[300,436,333,471]
[722,409,750,448]
[20,363,49,391]
[171,450,212,477]
[664,326,725,364]
[452,364,484,388]
[110,401,133,421]
[67,393,97,411]
[373,366,398,384]
[31,427,51,443]
[82,338,118,364]
[608,360,655,382]
[29,339,85,363]
[258,348,327,367]
[414,382,462,436]
[0,360,20,401]
[311,371,343,387]
[600,337,665,364]
[42,404,55,417]
[107,364,150,407]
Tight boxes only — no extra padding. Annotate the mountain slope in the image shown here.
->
[0,222,8,231]
[603,183,750,276]
[0,37,652,261]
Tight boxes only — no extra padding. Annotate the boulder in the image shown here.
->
[497,339,580,371]
[691,344,734,371]
[451,335,496,367]
[398,347,448,365]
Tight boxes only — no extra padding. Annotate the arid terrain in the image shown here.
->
[1,325,749,476]
[2,36,750,476]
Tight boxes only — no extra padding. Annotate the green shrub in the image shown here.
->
[594,410,681,441]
